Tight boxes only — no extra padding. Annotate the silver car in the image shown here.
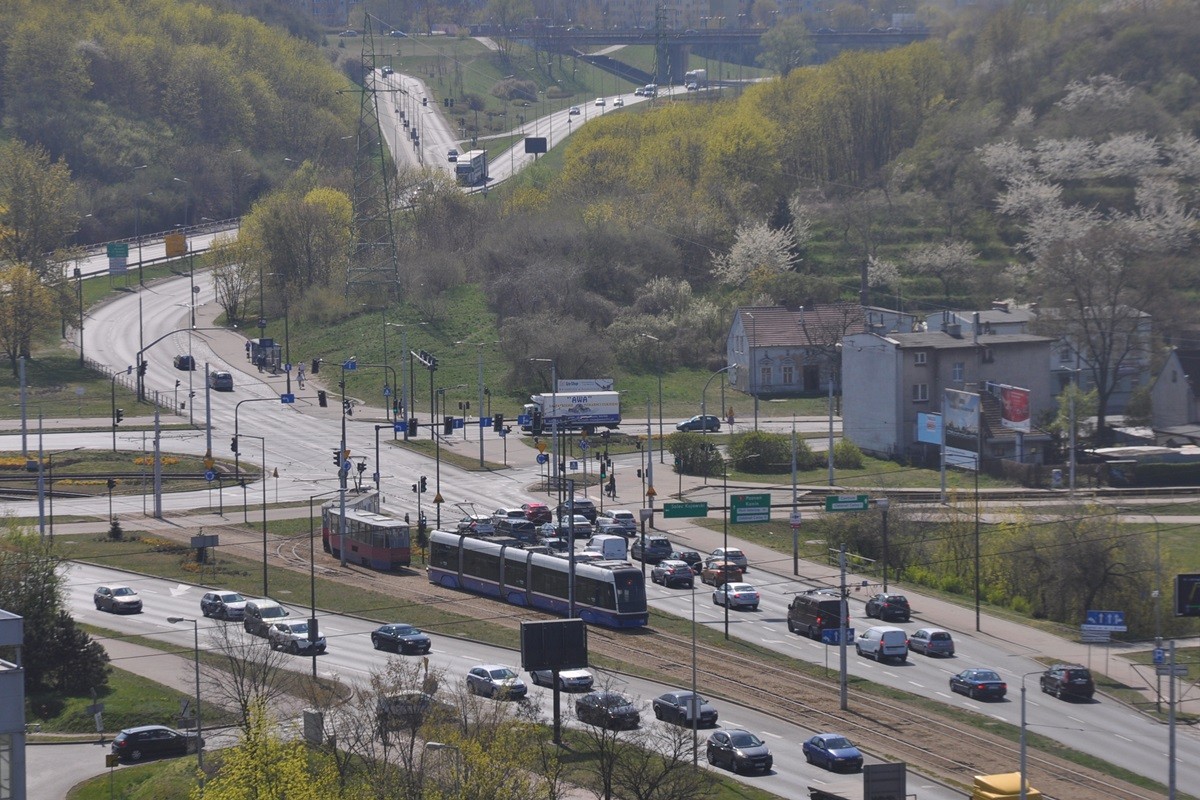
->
[267,620,326,655]
[467,664,527,700]
[530,667,594,691]
[908,627,955,656]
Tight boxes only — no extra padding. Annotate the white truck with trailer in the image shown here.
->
[521,391,621,432]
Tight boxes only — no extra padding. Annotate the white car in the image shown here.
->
[600,509,636,534]
[267,620,327,655]
[709,547,748,571]
[613,97,625,107]
[568,106,581,115]
[713,582,760,610]
[595,97,606,106]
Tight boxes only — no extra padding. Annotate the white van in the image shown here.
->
[585,534,627,561]
[855,626,908,663]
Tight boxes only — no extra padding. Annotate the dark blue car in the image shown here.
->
[802,733,863,772]
[675,414,721,432]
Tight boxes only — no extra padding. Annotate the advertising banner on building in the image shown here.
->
[999,385,1031,432]
[943,388,980,469]
[916,412,942,445]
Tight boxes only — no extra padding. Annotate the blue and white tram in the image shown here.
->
[427,531,648,628]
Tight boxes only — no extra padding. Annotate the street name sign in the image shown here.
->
[663,501,708,519]
[825,494,869,512]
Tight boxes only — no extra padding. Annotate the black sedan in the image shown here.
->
[652,690,718,727]
[675,414,721,432]
[111,725,201,763]
[707,729,773,773]
[575,691,640,730]
[371,623,432,654]
[949,668,1008,700]
[864,592,911,622]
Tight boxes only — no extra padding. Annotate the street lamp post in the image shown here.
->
[387,322,427,438]
[702,364,737,485]
[878,497,890,592]
[1018,669,1044,800]
[166,616,203,773]
[75,268,84,367]
[640,333,664,463]
[530,357,558,501]
[828,343,842,486]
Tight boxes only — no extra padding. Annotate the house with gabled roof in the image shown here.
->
[1149,348,1200,444]
[725,304,866,398]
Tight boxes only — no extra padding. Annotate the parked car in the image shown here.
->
[854,626,908,662]
[631,535,673,564]
[530,667,593,691]
[1040,664,1095,700]
[908,628,954,657]
[669,549,703,573]
[599,509,637,534]
[371,623,432,654]
[556,497,597,522]
[94,585,142,614]
[466,664,527,699]
[802,733,863,772]
[709,547,748,571]
[651,560,695,588]
[456,514,495,535]
[208,371,234,391]
[676,414,721,432]
[700,560,743,586]
[522,502,553,524]
[707,729,773,773]
[173,354,196,371]
[864,592,911,621]
[111,725,201,763]
[713,582,759,610]
[200,590,246,621]
[243,599,290,636]
[576,691,639,730]
[268,620,326,655]
[949,668,1007,700]
[653,690,718,726]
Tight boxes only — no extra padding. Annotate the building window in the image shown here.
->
[1059,346,1072,363]
[912,383,928,402]
[952,362,964,382]
[981,347,994,363]
[759,366,772,387]
[914,352,927,365]
[782,365,795,385]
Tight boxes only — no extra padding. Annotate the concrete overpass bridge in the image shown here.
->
[525,27,931,83]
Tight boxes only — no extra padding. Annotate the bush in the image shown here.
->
[491,78,538,102]
[728,431,794,472]
[833,438,863,469]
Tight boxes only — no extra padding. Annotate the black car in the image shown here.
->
[652,690,718,727]
[1040,664,1095,700]
[173,354,196,371]
[371,623,432,654]
[556,497,598,523]
[676,414,721,432]
[575,691,640,730]
[707,729,773,774]
[111,725,201,763]
[949,668,1008,700]
[668,549,703,573]
[864,592,911,622]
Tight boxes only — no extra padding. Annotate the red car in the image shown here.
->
[522,502,552,524]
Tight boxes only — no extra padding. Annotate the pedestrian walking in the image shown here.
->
[297,364,306,389]
[727,407,735,427]
[606,474,616,499]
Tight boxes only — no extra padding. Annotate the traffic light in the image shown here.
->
[317,390,328,407]
[332,449,341,467]
[531,410,544,435]
[411,482,418,493]
[357,461,367,474]
[230,435,238,454]
[407,417,418,436]
[114,408,124,425]
[311,359,320,374]
[599,461,607,480]
[419,476,427,493]
[343,399,353,416]
[493,413,504,432]
[137,360,147,377]
[443,416,454,435]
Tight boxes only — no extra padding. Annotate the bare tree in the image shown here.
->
[612,722,715,800]
[200,623,293,732]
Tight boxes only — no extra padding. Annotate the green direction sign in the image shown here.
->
[825,494,870,512]
[106,242,129,258]
[663,501,709,519]
[730,493,771,524]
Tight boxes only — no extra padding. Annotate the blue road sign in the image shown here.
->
[393,422,405,433]
[280,393,295,403]
[481,416,492,427]
[517,414,531,426]
[1154,647,1166,665]
[384,386,392,397]
[821,627,854,645]
[204,470,216,482]
[285,362,292,373]
[536,453,549,465]
[570,461,579,470]
[342,460,353,473]
[1083,610,1127,631]
[343,359,357,371]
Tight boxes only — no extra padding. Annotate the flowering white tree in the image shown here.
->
[907,240,979,301]
[711,221,798,286]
